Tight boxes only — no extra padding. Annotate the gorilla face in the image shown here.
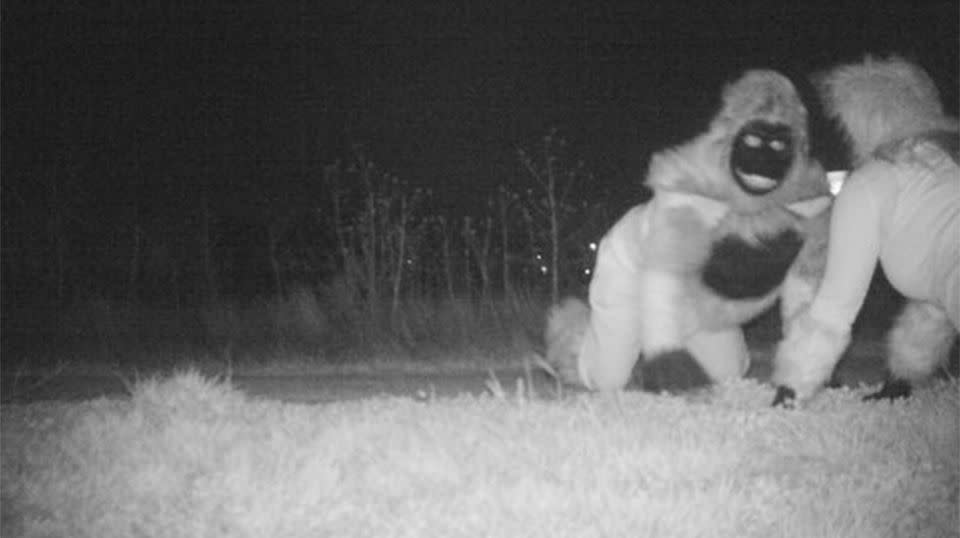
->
[730,120,796,195]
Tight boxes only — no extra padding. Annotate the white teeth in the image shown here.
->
[735,170,778,191]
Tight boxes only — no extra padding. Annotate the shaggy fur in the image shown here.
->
[544,297,590,385]
[815,55,959,165]
[546,70,833,392]
[886,300,957,383]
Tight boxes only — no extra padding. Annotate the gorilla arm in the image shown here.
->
[574,205,654,390]
[779,203,831,323]
[772,175,879,403]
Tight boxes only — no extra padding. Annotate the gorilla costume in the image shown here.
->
[545,70,833,393]
[772,56,959,406]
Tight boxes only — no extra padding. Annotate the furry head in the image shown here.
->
[816,55,959,164]
[648,70,830,213]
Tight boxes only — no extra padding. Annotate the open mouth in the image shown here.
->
[730,120,795,195]
[733,170,780,192]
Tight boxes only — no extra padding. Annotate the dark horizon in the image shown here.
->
[2,0,958,305]
[4,2,957,194]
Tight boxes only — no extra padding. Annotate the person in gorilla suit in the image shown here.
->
[772,56,959,407]
[545,69,834,392]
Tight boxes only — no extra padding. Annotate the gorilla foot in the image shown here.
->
[863,378,912,401]
[771,385,797,408]
[825,374,844,389]
[640,349,712,393]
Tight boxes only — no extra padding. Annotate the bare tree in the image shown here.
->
[463,211,495,304]
[437,216,457,303]
[497,185,520,298]
[517,128,592,305]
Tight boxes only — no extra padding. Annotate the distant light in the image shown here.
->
[827,170,849,195]
[588,242,597,252]
[583,268,591,276]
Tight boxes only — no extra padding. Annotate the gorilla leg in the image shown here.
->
[544,297,591,386]
[687,328,751,381]
[640,328,750,393]
[639,350,712,393]
[865,300,957,401]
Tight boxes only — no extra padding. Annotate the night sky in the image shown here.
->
[4,2,957,203]
[1,1,958,303]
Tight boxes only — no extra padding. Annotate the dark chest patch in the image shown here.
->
[702,229,804,299]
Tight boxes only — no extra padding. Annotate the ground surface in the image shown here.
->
[0,341,892,404]
[0,369,529,403]
[5,368,956,538]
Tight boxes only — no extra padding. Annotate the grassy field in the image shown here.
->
[1,274,910,375]
[0,291,554,384]
[0,276,930,406]
[2,370,957,538]
[2,283,958,537]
